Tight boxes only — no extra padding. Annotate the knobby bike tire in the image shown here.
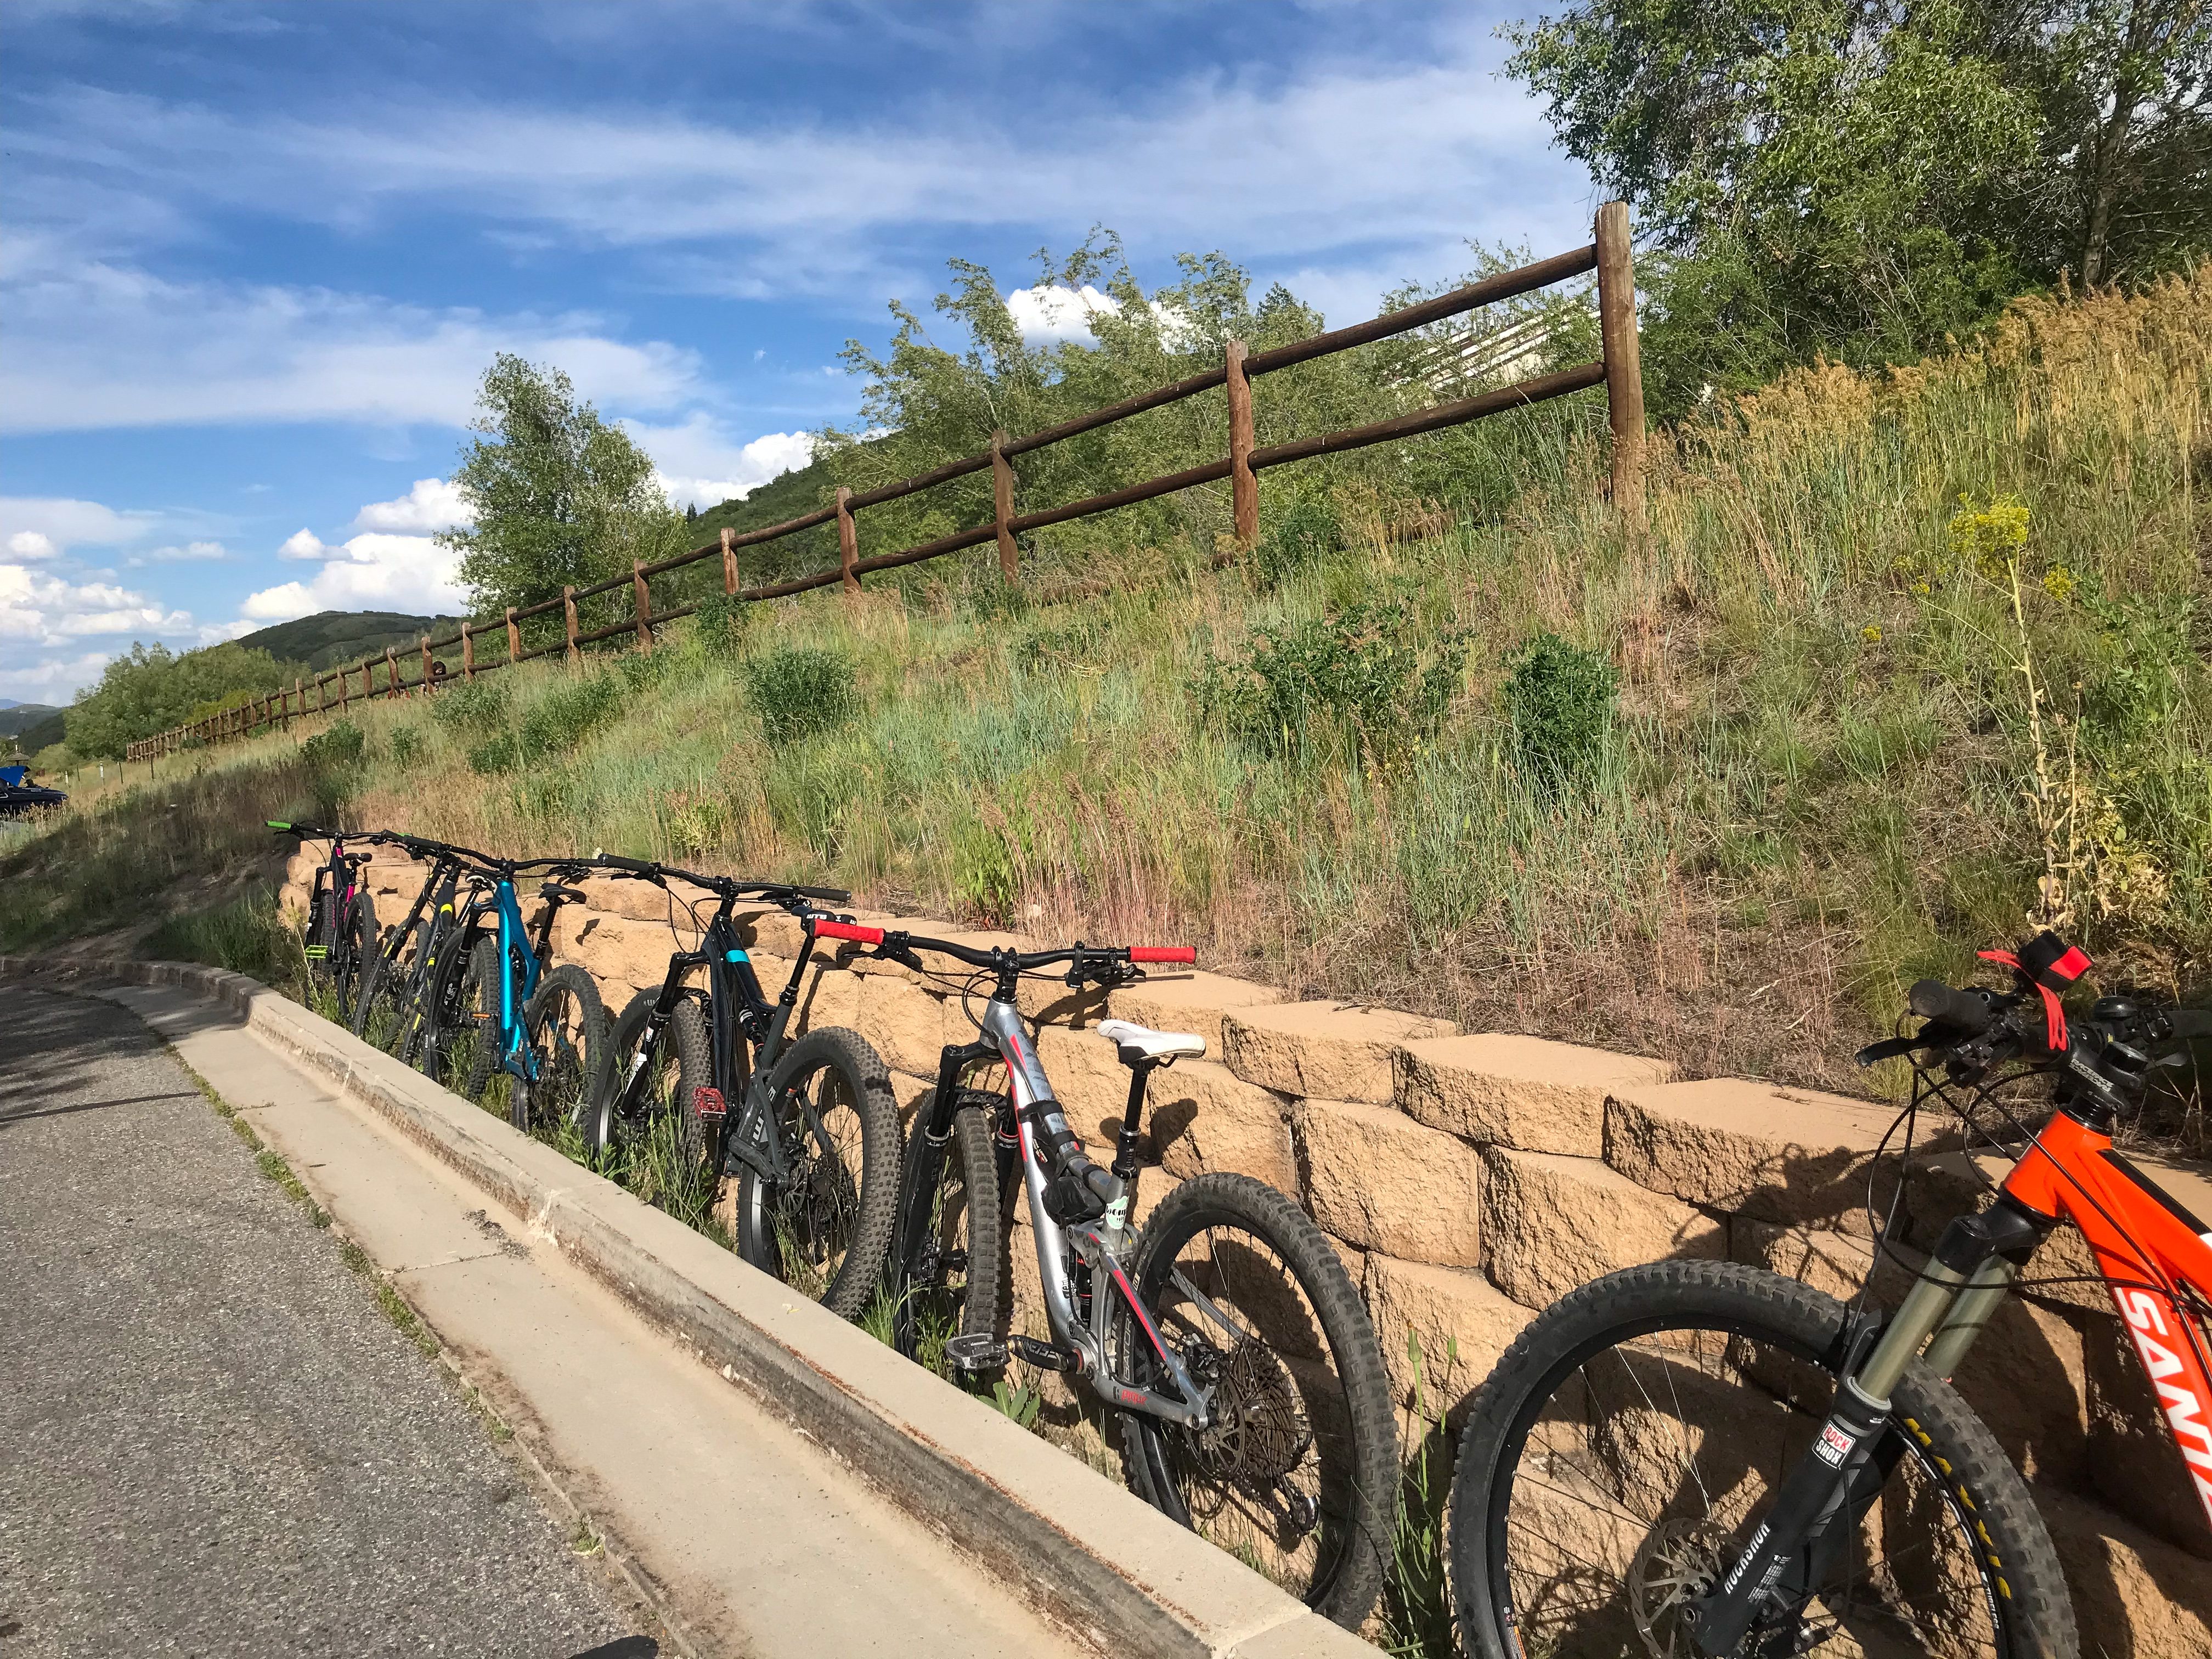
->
[602,989,714,1167]
[1119,1172,1397,1631]
[418,933,495,1097]
[335,886,378,1020]
[1446,1260,2075,1659]
[735,1026,899,1323]
[521,964,610,1139]
[387,917,444,1066]
[891,1099,1006,1366]
[304,881,335,998]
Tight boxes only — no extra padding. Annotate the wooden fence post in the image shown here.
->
[991,429,1018,582]
[1226,338,1257,552]
[420,636,435,694]
[1594,200,1646,524]
[461,621,475,679]
[362,661,373,703]
[836,486,860,594]
[563,586,580,664]
[337,668,348,714]
[720,527,738,595]
[290,676,301,729]
[385,647,399,699]
[505,607,521,665]
[632,561,653,651]
[317,675,328,713]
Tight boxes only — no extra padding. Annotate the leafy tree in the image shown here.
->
[1506,0,2211,411]
[65,642,295,759]
[439,354,685,613]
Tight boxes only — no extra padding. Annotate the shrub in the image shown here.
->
[388,725,423,768]
[746,647,858,746]
[299,719,366,816]
[1194,599,1466,767]
[430,679,511,733]
[1252,496,1340,587]
[1501,632,1617,788]
[145,888,300,988]
[692,592,751,661]
[466,673,625,775]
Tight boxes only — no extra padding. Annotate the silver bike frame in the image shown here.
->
[976,997,1212,1428]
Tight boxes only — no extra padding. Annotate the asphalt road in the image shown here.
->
[0,985,642,1659]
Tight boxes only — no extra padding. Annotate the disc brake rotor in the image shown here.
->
[1627,1517,1732,1658]
[1188,1339,1312,1490]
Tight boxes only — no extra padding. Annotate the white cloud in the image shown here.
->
[240,532,466,622]
[0,649,111,703]
[131,539,229,563]
[0,562,195,646]
[279,528,328,560]
[0,265,704,435]
[352,476,472,533]
[0,495,163,554]
[1006,284,1119,345]
[623,414,814,509]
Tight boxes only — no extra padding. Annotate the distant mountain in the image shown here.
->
[235,610,462,672]
[0,702,60,738]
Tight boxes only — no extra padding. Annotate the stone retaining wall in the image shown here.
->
[286,846,2212,1654]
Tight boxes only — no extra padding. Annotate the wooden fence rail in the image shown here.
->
[127,204,1644,762]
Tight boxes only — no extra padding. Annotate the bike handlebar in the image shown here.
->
[812,920,1195,977]
[1908,979,1999,1035]
[592,854,851,905]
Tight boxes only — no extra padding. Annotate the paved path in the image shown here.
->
[0,986,639,1659]
[3,977,1086,1659]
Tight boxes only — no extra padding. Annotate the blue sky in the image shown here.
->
[2,0,1593,703]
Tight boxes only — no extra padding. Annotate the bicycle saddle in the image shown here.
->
[539,882,588,905]
[1097,1019,1205,1066]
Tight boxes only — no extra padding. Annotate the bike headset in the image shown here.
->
[1848,927,2207,1331]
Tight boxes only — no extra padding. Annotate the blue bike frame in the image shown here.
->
[462,872,544,1086]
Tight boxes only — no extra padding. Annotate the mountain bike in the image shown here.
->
[587,857,900,1321]
[1446,930,2212,1658]
[348,832,471,1053]
[268,819,387,1015]
[415,847,608,1137]
[842,918,1398,1630]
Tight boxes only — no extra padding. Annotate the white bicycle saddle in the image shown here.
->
[1097,1018,1206,1065]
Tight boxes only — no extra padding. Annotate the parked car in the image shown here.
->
[0,764,66,816]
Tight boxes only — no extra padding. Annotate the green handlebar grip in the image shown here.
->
[267,820,292,831]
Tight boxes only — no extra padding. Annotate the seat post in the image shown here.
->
[1112,1059,1158,1181]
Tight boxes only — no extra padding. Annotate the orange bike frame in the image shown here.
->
[2001,1109,2212,1530]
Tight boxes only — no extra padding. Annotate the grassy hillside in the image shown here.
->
[235,610,459,671]
[0,702,59,733]
[10,274,2211,1138]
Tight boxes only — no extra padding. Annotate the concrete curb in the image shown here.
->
[2,955,1374,1659]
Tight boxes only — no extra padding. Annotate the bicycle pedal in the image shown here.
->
[944,1334,1008,1372]
[1007,1335,1080,1374]
[303,946,328,960]
[691,1086,727,1120]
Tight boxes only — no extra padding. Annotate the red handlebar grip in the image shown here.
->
[814,919,884,945]
[1130,946,1197,964]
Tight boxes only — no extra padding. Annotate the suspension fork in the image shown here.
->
[1690,1195,2051,1654]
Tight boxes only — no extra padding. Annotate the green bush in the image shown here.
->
[388,725,424,768]
[430,679,511,733]
[299,719,366,817]
[145,888,301,988]
[1253,496,1340,587]
[691,592,752,661]
[1501,632,1617,788]
[467,673,625,775]
[746,647,858,746]
[1194,599,1466,766]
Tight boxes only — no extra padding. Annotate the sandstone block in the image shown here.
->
[1397,1033,1674,1157]
[1294,1098,1482,1266]
[1364,1252,1533,1431]
[555,908,696,1002]
[1483,1147,1724,1309]
[2035,1485,2212,1654]
[1733,1218,2090,1486]
[1606,1077,1940,1234]
[1110,970,1285,1051]
[1148,1061,1296,1195]
[1222,1002,1457,1103]
[1034,1023,1133,1144]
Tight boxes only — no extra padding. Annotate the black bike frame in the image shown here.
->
[609,890,836,1184]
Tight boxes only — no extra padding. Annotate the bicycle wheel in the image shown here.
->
[521,965,610,1139]
[349,918,407,1040]
[735,1026,899,1321]
[382,917,444,1063]
[424,935,501,1100]
[1116,1172,1397,1630]
[1447,1260,2075,1659]
[891,1093,1007,1368]
[303,880,337,1001]
[332,887,377,1019]
[600,988,720,1226]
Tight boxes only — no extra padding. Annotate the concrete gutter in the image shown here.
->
[2,956,1374,1659]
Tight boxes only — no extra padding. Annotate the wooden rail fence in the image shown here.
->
[127,205,1645,763]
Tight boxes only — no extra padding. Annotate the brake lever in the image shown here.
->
[870,936,926,974]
